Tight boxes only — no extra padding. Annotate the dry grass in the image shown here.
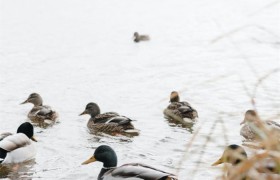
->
[218,68,280,179]
[176,66,280,179]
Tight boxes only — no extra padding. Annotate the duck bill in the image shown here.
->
[31,136,38,142]
[81,156,96,165]
[212,158,223,166]
[20,100,28,105]
[79,110,88,116]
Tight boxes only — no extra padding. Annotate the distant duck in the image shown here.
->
[82,145,178,180]
[21,93,58,123]
[133,32,150,43]
[0,122,37,164]
[79,102,139,136]
[212,144,280,178]
[163,91,198,124]
[240,110,280,141]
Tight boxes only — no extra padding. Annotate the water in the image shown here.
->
[0,0,279,179]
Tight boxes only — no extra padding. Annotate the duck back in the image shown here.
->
[102,163,177,180]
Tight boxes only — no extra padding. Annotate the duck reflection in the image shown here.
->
[0,159,35,179]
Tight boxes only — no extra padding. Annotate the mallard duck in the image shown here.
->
[81,145,177,180]
[79,102,139,136]
[0,122,37,164]
[240,110,280,141]
[163,91,198,124]
[133,32,150,43]
[21,93,58,123]
[212,144,280,179]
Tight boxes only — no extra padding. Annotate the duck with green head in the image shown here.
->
[0,122,37,164]
[79,102,139,136]
[21,93,58,123]
[82,145,177,180]
[164,91,198,124]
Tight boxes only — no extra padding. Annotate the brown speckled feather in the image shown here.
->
[28,105,58,122]
[240,125,256,140]
[94,112,119,123]
[88,121,135,134]
[166,102,198,120]
[240,120,280,141]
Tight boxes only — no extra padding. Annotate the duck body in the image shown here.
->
[164,91,198,124]
[27,105,58,123]
[82,145,177,180]
[0,133,36,164]
[0,122,37,164]
[21,93,58,123]
[240,110,280,141]
[98,163,177,180]
[133,32,150,43]
[80,103,139,136]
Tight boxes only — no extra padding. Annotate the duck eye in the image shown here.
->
[234,159,241,164]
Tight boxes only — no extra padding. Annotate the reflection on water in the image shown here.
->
[29,120,58,129]
[0,165,11,179]
[0,160,35,179]
[165,118,195,133]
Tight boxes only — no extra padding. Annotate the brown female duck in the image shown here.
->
[240,110,280,141]
[21,93,58,123]
[79,102,139,136]
[212,144,280,179]
[164,91,198,124]
[82,145,177,180]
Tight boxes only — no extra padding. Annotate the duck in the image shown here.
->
[0,122,37,164]
[21,93,58,123]
[79,102,139,136]
[163,91,198,124]
[133,32,150,43]
[240,110,280,142]
[212,144,280,179]
[81,145,177,180]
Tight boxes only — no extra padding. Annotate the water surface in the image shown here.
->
[0,0,279,179]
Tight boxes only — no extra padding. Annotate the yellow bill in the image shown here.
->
[82,156,96,165]
[212,158,223,166]
[31,136,38,142]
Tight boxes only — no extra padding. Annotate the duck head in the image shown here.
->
[170,91,180,103]
[21,93,43,106]
[82,145,117,168]
[240,110,258,125]
[17,122,37,142]
[212,144,247,166]
[79,102,101,118]
[133,32,139,38]
[133,32,139,42]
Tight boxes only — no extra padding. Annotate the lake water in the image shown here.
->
[0,0,279,179]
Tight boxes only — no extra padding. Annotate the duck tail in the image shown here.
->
[124,129,140,135]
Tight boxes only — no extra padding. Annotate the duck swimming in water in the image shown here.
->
[164,91,198,124]
[82,145,177,180]
[133,32,150,43]
[0,122,37,164]
[240,110,280,141]
[21,93,58,123]
[79,102,139,136]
